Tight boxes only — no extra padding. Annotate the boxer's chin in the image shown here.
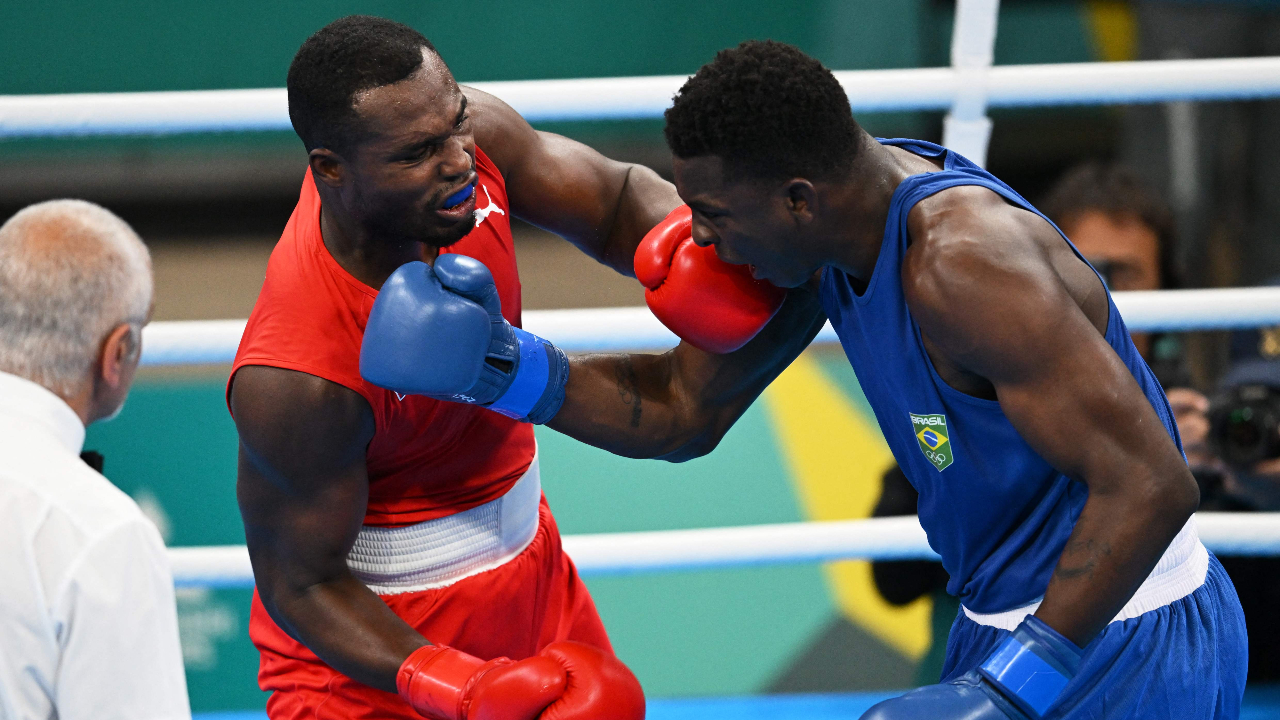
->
[430,214,476,248]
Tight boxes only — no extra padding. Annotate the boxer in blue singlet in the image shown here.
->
[660,41,1247,719]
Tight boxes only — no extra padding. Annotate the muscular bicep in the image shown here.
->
[906,234,1182,487]
[230,365,375,594]
[986,313,1174,486]
[467,86,678,274]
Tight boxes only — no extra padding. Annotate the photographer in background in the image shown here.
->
[870,162,1201,685]
[1048,166,1279,682]
[1200,307,1280,682]
[1040,162,1212,469]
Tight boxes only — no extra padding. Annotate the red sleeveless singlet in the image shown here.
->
[229,147,536,527]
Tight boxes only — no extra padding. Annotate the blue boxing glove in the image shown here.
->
[862,617,1082,720]
[360,254,569,424]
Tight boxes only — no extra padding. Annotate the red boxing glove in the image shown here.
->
[538,642,645,720]
[634,205,785,354]
[397,641,644,720]
[397,644,564,720]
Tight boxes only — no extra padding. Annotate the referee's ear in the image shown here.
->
[89,322,143,424]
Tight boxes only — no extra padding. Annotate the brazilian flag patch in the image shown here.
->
[910,412,954,471]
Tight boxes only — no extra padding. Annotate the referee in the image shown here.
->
[0,200,189,720]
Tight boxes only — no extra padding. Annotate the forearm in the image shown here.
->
[549,351,705,460]
[1034,471,1198,646]
[262,571,427,692]
[596,164,681,275]
[548,289,826,460]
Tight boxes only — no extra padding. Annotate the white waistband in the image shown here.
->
[346,452,542,595]
[962,516,1209,631]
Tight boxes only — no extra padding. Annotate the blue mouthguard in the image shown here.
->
[444,183,475,208]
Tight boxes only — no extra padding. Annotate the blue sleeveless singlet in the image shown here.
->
[820,139,1182,613]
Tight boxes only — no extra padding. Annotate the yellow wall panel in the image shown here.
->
[763,355,932,660]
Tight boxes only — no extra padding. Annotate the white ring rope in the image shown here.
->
[170,512,1280,588]
[4,57,1280,138]
[140,287,1280,366]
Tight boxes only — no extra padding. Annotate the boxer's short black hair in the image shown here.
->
[287,15,438,154]
[664,40,859,182]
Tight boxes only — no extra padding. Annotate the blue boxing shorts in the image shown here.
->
[941,528,1247,719]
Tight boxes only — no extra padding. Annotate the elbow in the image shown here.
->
[253,581,297,638]
[1141,466,1201,524]
[655,425,728,463]
[1169,468,1202,518]
[659,439,717,463]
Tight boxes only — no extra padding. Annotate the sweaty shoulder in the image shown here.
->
[904,184,1053,279]
[901,184,1108,360]
[231,365,373,485]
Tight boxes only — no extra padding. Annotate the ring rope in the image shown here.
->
[140,287,1280,367]
[4,57,1280,138]
[170,513,1280,588]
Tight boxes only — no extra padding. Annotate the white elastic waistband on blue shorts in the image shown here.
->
[962,516,1209,630]
[345,450,541,595]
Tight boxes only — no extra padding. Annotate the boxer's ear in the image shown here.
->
[784,179,817,223]
[309,148,347,188]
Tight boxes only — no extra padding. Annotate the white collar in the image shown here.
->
[0,371,86,454]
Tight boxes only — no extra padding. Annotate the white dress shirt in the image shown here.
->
[0,371,189,720]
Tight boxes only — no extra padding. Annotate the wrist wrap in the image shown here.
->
[977,616,1083,718]
[487,326,568,424]
[397,644,509,720]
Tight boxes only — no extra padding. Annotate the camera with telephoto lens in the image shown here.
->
[1208,383,1280,471]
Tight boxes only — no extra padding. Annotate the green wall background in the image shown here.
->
[1,1,924,95]
[0,1,1104,162]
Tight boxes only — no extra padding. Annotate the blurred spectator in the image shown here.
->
[1040,163,1215,471]
[0,200,190,720]
[1038,162,1178,356]
[1199,293,1280,681]
[1043,169,1280,680]
[1123,1,1280,288]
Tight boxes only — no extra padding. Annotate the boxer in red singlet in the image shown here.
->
[230,16,823,720]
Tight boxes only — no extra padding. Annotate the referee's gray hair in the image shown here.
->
[0,200,152,396]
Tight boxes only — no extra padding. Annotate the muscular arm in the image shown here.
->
[231,365,425,692]
[467,86,680,275]
[462,87,820,458]
[548,285,828,461]
[904,193,1199,647]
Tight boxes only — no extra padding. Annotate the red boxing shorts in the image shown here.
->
[249,499,611,720]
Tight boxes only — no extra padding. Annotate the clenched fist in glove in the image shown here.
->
[397,641,645,720]
[634,205,785,354]
[360,254,568,424]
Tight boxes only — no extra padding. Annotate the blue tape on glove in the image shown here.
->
[978,636,1070,717]
[488,326,551,420]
